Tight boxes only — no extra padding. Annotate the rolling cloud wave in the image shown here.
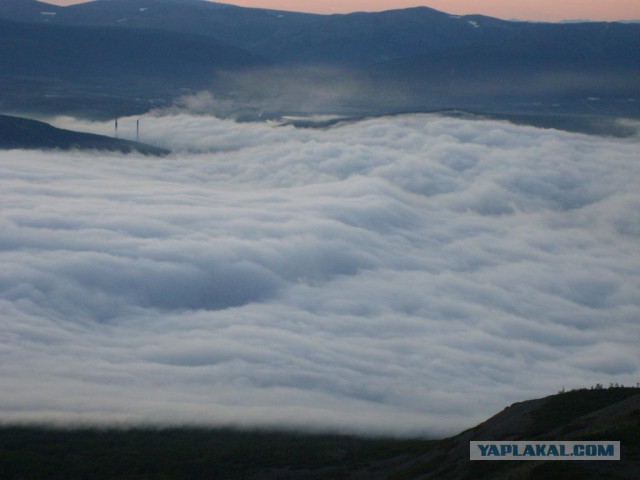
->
[1,114,639,435]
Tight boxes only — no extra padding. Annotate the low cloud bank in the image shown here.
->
[1,114,639,436]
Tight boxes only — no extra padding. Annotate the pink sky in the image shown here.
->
[43,0,640,22]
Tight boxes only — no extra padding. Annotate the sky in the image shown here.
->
[42,0,640,21]
[1,109,639,435]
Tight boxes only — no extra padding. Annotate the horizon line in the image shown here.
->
[35,0,640,23]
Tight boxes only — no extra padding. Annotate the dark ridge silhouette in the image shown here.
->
[0,114,169,155]
[0,387,637,479]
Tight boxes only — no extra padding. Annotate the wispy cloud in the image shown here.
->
[1,114,639,436]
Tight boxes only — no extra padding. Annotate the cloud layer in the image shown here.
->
[1,114,639,436]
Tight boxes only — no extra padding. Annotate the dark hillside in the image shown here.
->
[387,387,640,480]
[0,0,319,59]
[1,1,639,118]
[0,0,61,19]
[0,18,267,117]
[0,19,263,83]
[0,387,637,479]
[2,1,638,69]
[0,115,169,155]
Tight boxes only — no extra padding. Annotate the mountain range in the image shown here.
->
[1,0,639,120]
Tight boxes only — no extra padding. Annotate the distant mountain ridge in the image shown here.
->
[5,0,637,66]
[0,0,639,119]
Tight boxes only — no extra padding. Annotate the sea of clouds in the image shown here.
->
[1,113,639,436]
